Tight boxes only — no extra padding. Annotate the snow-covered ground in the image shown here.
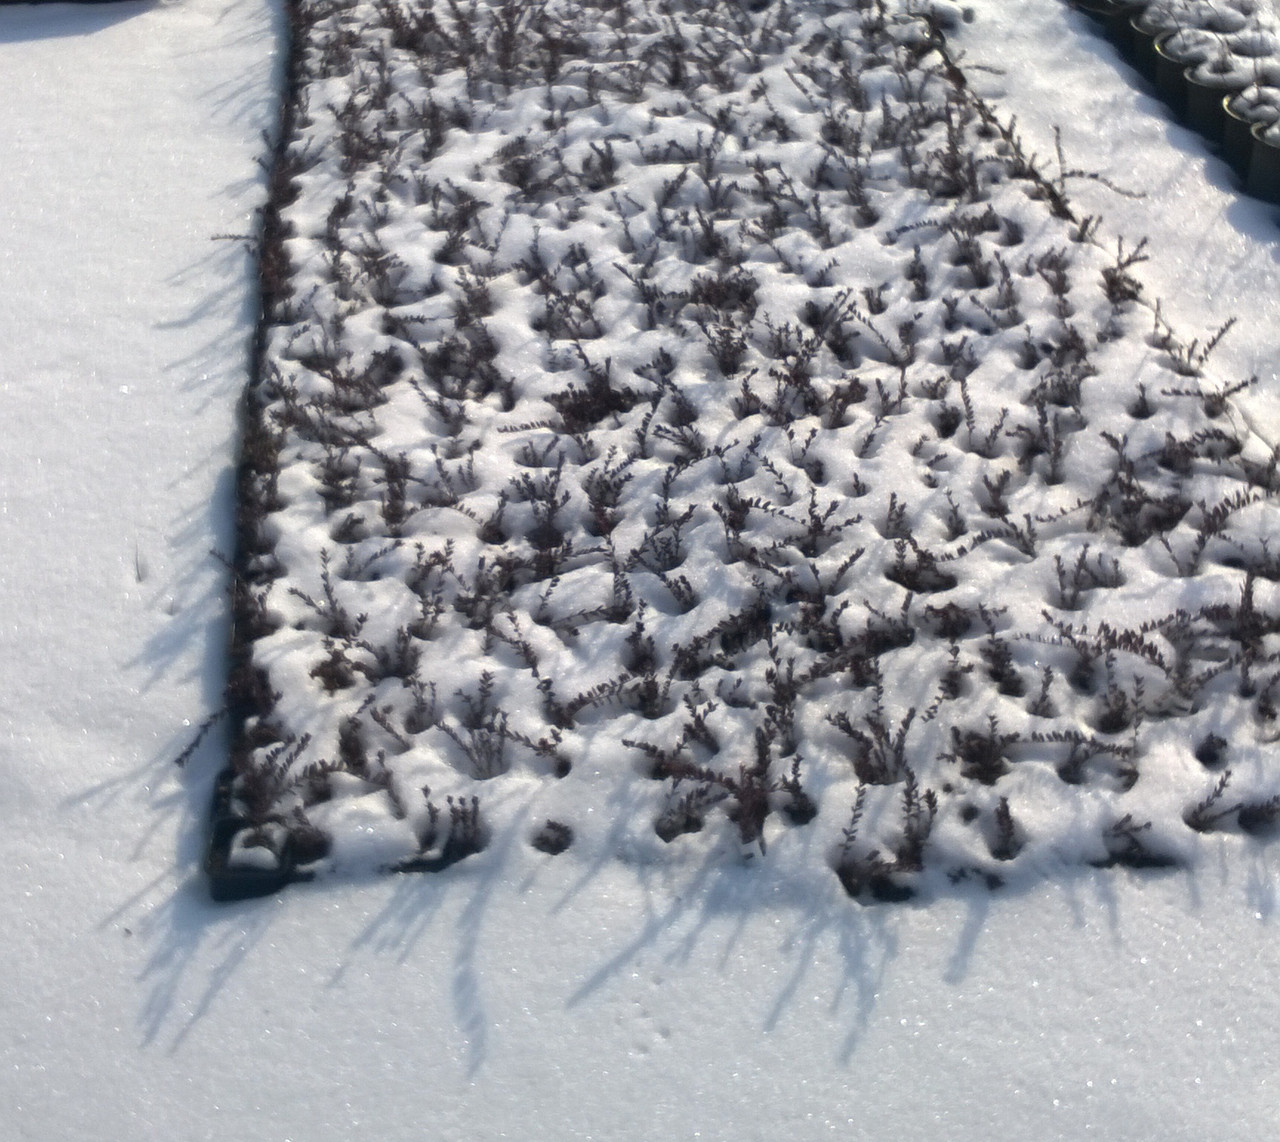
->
[4,0,1280,1138]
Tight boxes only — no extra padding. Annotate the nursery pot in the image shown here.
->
[1223,94,1259,177]
[1183,67,1242,142]
[1247,121,1280,205]
[1153,34,1192,117]
[1127,11,1163,80]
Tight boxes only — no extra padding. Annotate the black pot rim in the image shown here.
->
[1186,70,1242,92]
[1225,91,1280,127]
[1250,119,1280,147]
[1153,27,1219,67]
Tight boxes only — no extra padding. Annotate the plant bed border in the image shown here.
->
[202,0,1280,902]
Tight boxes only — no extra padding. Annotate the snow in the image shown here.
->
[238,0,1280,896]
[4,0,1280,1138]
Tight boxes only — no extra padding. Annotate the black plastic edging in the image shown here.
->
[204,0,307,904]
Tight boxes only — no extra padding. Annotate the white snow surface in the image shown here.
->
[5,0,1280,1139]
[235,0,1280,900]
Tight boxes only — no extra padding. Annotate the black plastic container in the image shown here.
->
[1182,62,1244,140]
[1153,33,1192,116]
[1222,93,1259,175]
[1184,69,1237,139]
[1223,88,1280,183]
[1248,120,1280,204]
[1128,10,1165,79]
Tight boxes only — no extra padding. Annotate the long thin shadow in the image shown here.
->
[136,876,275,1051]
